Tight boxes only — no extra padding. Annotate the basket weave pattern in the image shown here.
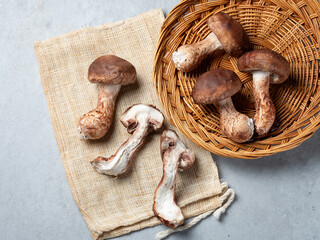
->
[153,0,320,159]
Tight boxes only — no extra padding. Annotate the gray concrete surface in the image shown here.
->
[0,0,319,239]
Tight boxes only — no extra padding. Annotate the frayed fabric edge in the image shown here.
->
[154,181,235,240]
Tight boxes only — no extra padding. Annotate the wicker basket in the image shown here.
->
[153,0,320,159]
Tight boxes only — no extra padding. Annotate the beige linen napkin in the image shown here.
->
[34,9,234,240]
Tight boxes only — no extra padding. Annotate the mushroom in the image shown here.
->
[172,12,249,72]
[153,130,195,228]
[192,69,254,143]
[78,55,137,140]
[238,49,290,135]
[91,104,164,176]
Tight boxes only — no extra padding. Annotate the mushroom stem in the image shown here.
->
[78,83,121,140]
[153,130,195,228]
[215,98,254,143]
[154,152,183,228]
[252,71,276,135]
[96,83,121,125]
[172,33,222,72]
[91,116,149,176]
[191,32,223,57]
[97,83,121,110]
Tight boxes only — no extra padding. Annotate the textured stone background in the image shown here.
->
[0,1,319,239]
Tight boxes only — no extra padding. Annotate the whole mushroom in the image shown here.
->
[78,55,137,140]
[238,49,290,135]
[172,12,249,72]
[153,130,195,228]
[91,104,164,176]
[192,69,254,143]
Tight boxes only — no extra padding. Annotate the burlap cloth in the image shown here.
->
[34,9,233,239]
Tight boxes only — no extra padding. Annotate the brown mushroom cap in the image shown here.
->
[207,12,250,57]
[192,69,242,104]
[237,49,290,84]
[88,55,137,85]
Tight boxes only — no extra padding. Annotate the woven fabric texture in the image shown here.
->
[34,9,223,239]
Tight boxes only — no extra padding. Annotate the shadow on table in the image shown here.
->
[214,130,320,177]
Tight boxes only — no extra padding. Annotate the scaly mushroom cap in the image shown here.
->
[237,49,290,84]
[88,55,137,85]
[207,12,250,57]
[192,68,242,104]
[120,104,164,134]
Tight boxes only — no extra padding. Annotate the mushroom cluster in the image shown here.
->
[78,10,291,233]
[76,50,199,235]
[172,12,290,142]
[79,55,198,231]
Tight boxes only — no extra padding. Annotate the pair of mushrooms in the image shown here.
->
[173,12,290,142]
[91,104,195,228]
[77,55,166,176]
[78,55,195,227]
[92,107,195,228]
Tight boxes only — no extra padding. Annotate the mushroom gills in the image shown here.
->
[92,118,149,176]
[91,104,164,176]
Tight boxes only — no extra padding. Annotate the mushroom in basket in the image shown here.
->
[78,55,137,140]
[192,68,254,143]
[153,130,195,228]
[91,104,164,176]
[172,12,249,72]
[238,49,290,135]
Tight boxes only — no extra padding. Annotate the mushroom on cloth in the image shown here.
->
[172,12,249,72]
[153,130,195,228]
[91,104,164,176]
[78,55,137,140]
[192,69,254,143]
[238,49,290,135]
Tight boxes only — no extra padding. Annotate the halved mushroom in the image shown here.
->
[192,69,254,143]
[91,104,164,176]
[153,130,195,228]
[78,55,137,140]
[172,12,249,72]
[238,49,290,135]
